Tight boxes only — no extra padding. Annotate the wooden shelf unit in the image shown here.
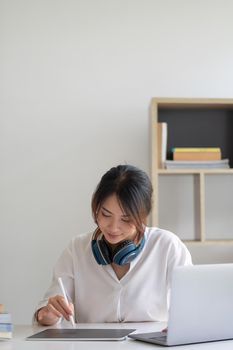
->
[150,98,233,244]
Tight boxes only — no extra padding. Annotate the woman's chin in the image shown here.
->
[104,233,123,244]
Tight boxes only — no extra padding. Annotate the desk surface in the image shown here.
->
[1,323,233,350]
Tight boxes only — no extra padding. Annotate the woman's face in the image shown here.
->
[96,194,137,245]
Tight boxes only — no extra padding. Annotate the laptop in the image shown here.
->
[27,328,135,341]
[129,263,233,346]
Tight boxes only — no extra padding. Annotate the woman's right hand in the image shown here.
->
[37,295,74,326]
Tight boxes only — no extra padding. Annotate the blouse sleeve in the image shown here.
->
[166,236,192,289]
[34,240,75,320]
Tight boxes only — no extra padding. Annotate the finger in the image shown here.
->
[50,297,72,321]
[69,302,74,315]
[47,303,63,318]
[38,305,61,322]
[57,297,73,315]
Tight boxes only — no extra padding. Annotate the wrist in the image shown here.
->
[35,308,43,324]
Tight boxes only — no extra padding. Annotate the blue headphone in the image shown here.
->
[91,230,145,266]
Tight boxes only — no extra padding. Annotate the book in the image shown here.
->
[173,148,221,152]
[165,159,230,169]
[0,332,12,340]
[0,324,13,332]
[0,307,13,340]
[157,122,167,168]
[0,313,12,324]
[172,148,221,161]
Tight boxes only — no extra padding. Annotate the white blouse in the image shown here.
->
[36,227,192,323]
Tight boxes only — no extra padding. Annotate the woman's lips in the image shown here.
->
[106,232,122,239]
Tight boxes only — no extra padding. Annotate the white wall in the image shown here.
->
[1,0,233,323]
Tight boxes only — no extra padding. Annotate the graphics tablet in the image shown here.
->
[27,328,136,341]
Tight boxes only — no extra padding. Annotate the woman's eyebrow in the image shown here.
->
[102,207,112,214]
[102,206,129,217]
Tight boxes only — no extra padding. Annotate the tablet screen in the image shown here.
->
[27,328,136,341]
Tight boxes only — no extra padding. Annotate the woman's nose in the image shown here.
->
[108,218,120,232]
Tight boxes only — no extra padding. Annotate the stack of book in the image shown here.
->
[165,148,230,169]
[0,305,13,340]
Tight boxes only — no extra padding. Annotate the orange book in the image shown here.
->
[173,148,221,161]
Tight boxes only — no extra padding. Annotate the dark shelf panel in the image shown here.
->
[158,108,233,167]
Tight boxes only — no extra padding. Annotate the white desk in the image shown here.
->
[1,323,233,350]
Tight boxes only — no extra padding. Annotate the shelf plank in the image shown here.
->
[151,97,233,109]
[157,169,233,175]
[184,240,233,245]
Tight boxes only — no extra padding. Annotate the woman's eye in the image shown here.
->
[102,212,111,218]
[122,218,130,223]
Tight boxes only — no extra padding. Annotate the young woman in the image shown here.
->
[35,164,192,325]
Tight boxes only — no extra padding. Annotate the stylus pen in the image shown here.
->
[58,277,75,328]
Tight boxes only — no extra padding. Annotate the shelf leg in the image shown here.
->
[194,173,206,242]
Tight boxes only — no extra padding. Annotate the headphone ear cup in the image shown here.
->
[112,240,137,266]
[92,237,112,265]
[112,236,146,266]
